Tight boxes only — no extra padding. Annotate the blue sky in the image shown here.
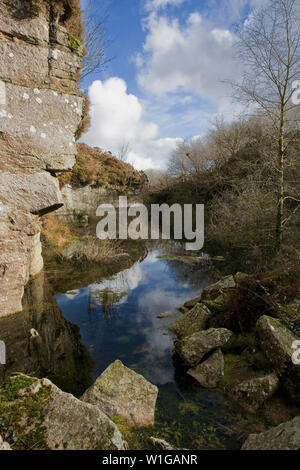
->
[80,0,266,170]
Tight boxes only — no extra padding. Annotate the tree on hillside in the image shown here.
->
[168,139,212,179]
[233,0,300,252]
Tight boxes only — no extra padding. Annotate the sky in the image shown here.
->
[80,0,267,170]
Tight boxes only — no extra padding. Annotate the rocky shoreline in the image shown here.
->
[1,273,299,451]
[173,273,300,450]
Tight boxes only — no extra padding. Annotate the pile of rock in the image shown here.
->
[174,276,237,389]
[175,274,300,450]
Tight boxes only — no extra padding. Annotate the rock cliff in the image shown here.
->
[0,0,85,317]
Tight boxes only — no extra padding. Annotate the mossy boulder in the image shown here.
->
[230,373,279,413]
[242,416,300,450]
[256,315,300,405]
[187,348,224,388]
[173,303,212,338]
[81,360,158,428]
[256,315,297,371]
[201,275,236,301]
[174,328,232,367]
[0,374,125,450]
[202,294,229,314]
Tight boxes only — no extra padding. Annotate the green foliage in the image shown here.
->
[68,33,81,50]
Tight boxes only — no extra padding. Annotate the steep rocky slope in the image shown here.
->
[0,0,85,317]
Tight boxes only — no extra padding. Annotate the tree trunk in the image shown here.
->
[275,123,285,252]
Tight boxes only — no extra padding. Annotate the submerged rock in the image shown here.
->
[157,311,171,319]
[230,373,279,413]
[173,303,212,338]
[242,416,300,450]
[187,348,224,388]
[82,360,158,428]
[0,374,125,450]
[175,328,232,367]
[256,315,300,404]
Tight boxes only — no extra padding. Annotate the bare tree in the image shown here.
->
[233,0,300,251]
[168,139,213,179]
[117,142,131,162]
[81,0,111,80]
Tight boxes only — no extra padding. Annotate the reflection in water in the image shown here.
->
[0,272,94,396]
[56,249,212,384]
[56,247,247,449]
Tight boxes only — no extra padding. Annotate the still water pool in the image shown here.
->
[56,247,248,450]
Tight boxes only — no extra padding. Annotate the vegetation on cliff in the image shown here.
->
[58,143,147,192]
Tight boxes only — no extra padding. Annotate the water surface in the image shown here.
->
[56,246,247,449]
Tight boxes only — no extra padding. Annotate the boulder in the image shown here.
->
[256,315,297,371]
[184,295,202,310]
[187,348,224,388]
[234,272,249,283]
[230,373,279,413]
[82,360,158,428]
[256,315,300,404]
[242,416,300,450]
[201,275,236,301]
[0,374,126,450]
[173,303,212,338]
[150,437,175,450]
[175,328,232,367]
[178,306,189,314]
[0,436,11,451]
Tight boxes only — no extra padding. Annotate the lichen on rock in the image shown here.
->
[187,348,225,388]
[173,303,212,338]
[174,328,232,367]
[81,360,158,428]
[0,374,126,450]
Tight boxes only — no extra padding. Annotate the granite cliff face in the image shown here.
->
[0,0,85,317]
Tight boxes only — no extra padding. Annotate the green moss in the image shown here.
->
[0,376,52,450]
[267,315,290,332]
[202,296,228,313]
[111,416,153,450]
[67,33,81,51]
[223,333,257,353]
[178,402,199,416]
[0,374,36,401]
[218,354,254,391]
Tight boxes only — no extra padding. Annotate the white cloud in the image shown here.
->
[137,11,241,112]
[145,0,186,12]
[81,0,270,171]
[82,77,181,170]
